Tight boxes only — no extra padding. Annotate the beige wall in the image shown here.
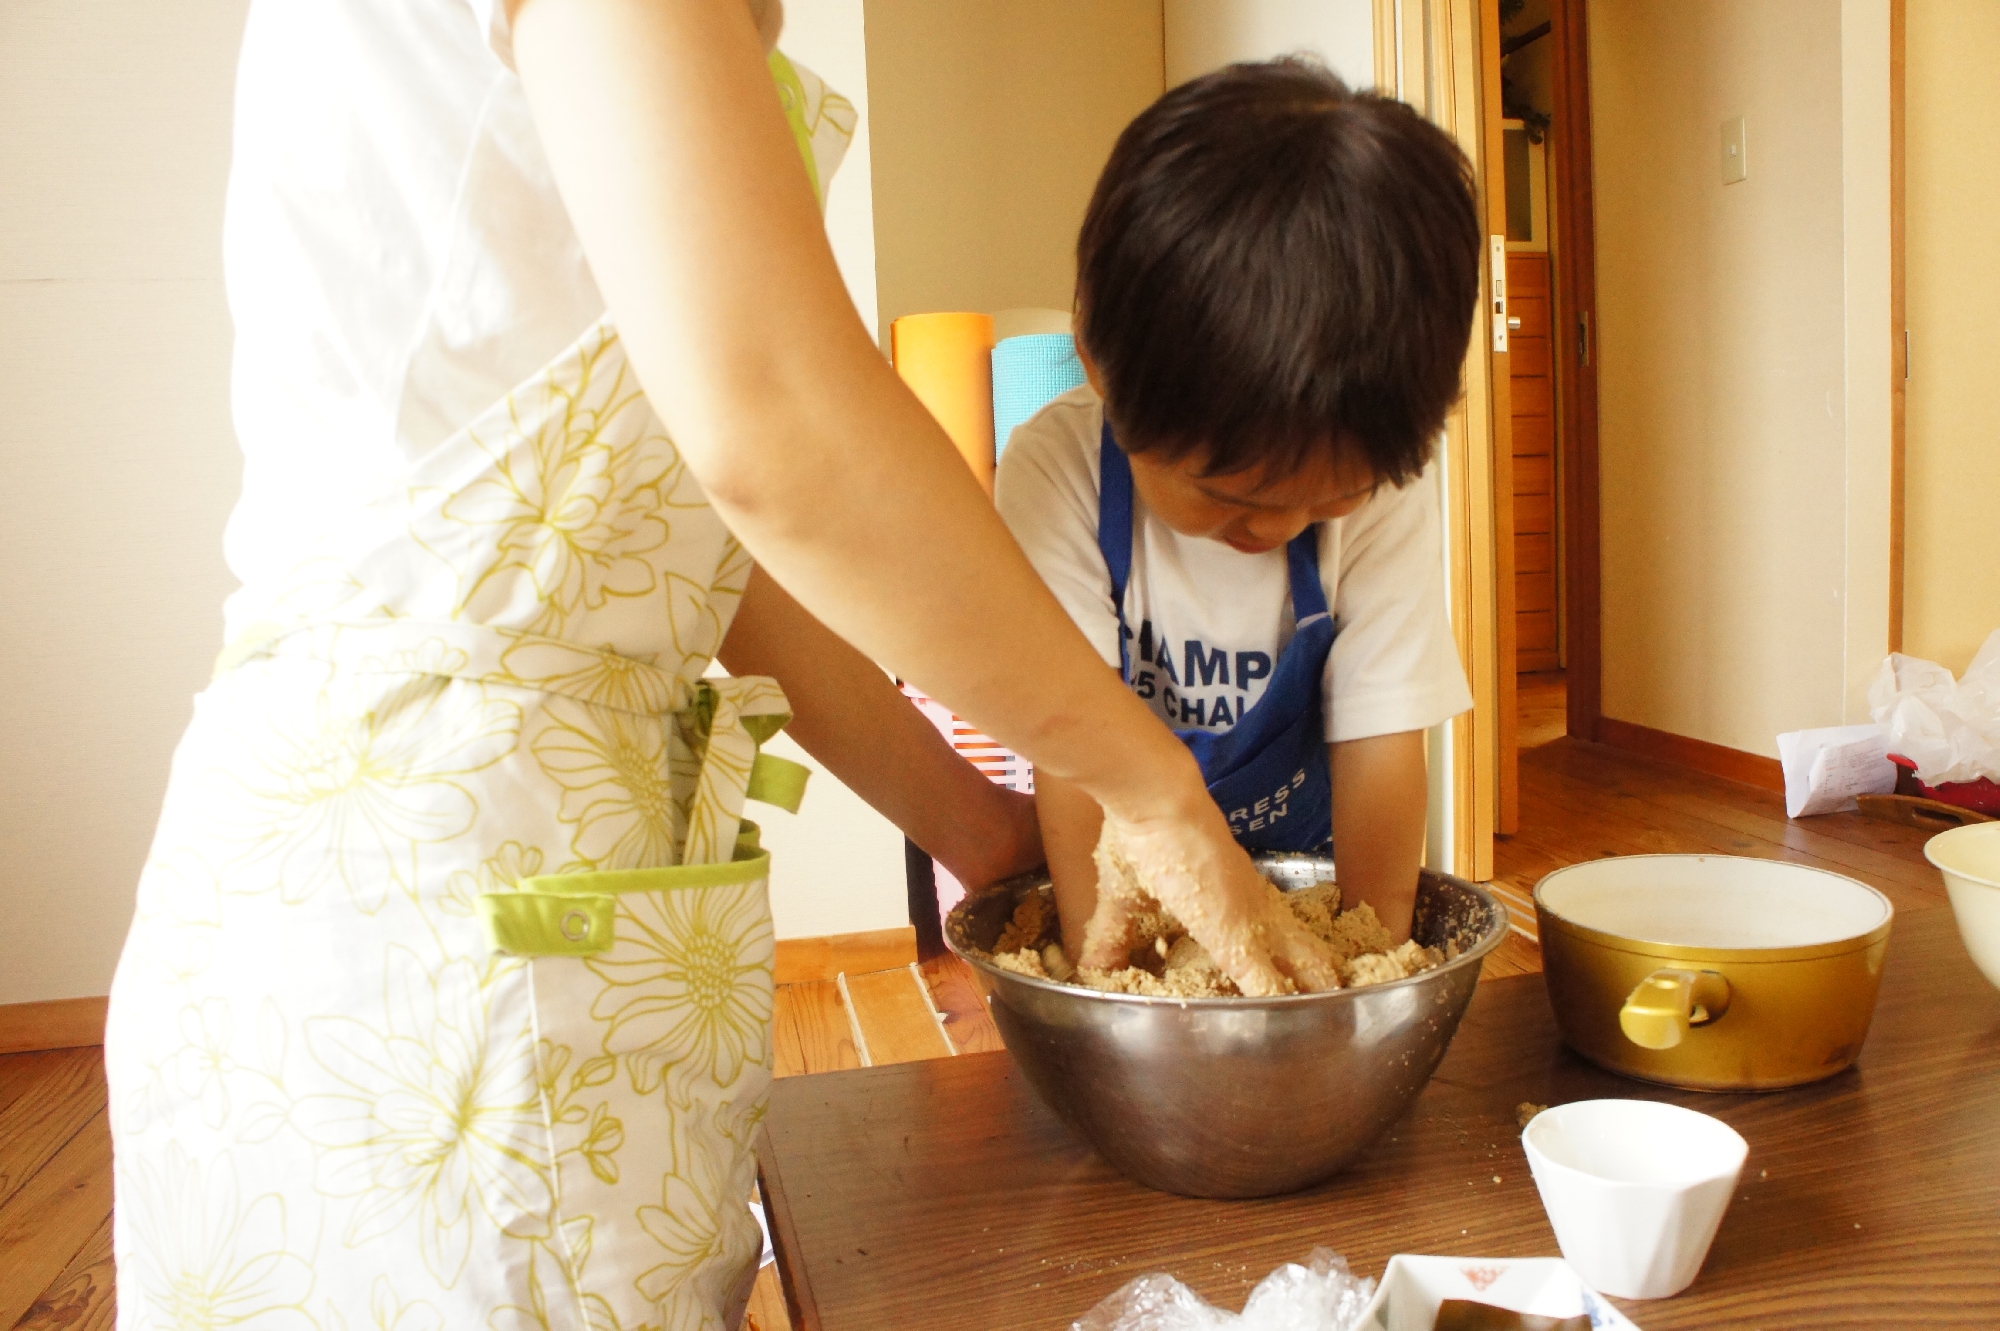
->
[754,1,915,941]
[0,0,251,1006]
[1837,0,1897,723]
[862,0,1165,341]
[785,0,880,339]
[1163,0,1376,88]
[1590,0,1865,755]
[1904,2,2000,676]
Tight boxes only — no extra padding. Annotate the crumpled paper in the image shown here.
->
[1867,629,2000,786]
[1072,1248,1376,1331]
[1776,723,1896,817]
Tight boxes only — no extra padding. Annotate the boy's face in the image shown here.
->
[1126,443,1381,555]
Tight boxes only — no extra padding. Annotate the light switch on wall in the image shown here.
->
[1721,115,1748,184]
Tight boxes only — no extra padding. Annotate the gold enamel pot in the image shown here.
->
[1535,855,1894,1092]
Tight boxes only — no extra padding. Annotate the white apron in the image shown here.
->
[104,55,854,1331]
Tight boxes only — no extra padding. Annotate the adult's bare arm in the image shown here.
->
[508,0,1335,993]
[717,566,1042,891]
[512,0,1136,801]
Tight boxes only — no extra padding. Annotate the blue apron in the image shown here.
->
[1097,422,1336,851]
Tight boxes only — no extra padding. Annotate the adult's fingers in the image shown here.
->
[1081,823,1147,968]
[1090,809,1346,996]
[1165,861,1341,996]
[1262,914,1343,993]
[1078,892,1141,970]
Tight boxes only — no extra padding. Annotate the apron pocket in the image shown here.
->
[476,830,773,959]
[496,827,777,1329]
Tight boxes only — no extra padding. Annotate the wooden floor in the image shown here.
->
[0,1048,113,1329]
[1517,670,1569,750]
[1,671,1952,1329]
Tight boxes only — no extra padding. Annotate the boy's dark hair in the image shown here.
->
[1075,58,1480,487]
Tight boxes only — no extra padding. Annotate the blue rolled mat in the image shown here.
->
[991,333,1087,461]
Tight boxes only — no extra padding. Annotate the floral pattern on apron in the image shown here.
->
[104,54,854,1331]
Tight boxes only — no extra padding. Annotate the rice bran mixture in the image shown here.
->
[986,883,1444,996]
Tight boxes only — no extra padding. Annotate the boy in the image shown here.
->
[995,59,1481,965]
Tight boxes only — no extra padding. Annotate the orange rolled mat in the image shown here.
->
[891,312,997,493]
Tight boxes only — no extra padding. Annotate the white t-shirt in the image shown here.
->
[218,2,849,644]
[221,0,589,638]
[995,386,1473,743]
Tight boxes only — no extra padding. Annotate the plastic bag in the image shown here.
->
[1867,629,2000,786]
[1073,1248,1377,1331]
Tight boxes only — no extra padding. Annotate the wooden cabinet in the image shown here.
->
[1509,252,1559,671]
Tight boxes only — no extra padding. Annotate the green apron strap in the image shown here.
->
[478,852,774,957]
[747,752,811,813]
[477,892,617,958]
[768,51,824,205]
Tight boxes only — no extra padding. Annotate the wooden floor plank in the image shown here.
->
[0,1050,74,1122]
[1517,671,1568,749]
[842,967,954,1067]
[1520,761,1786,857]
[1641,789,1944,900]
[1532,740,1947,893]
[1649,800,1939,901]
[1478,928,1545,981]
[0,1108,113,1330]
[774,926,917,985]
[745,1262,792,1331]
[1515,770,1944,914]
[919,955,1006,1056]
[1533,737,1944,863]
[1513,773,1801,872]
[0,1048,104,1214]
[771,984,810,1079]
[1491,832,1583,908]
[14,1211,114,1331]
[771,980,862,1077]
[1482,878,1538,924]
[1514,777,1725,860]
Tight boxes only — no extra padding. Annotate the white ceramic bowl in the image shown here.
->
[1522,1099,1747,1300]
[1924,821,2000,992]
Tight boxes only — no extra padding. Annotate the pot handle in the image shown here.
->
[1620,968,1732,1050]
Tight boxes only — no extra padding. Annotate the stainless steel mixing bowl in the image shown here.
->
[944,854,1507,1198]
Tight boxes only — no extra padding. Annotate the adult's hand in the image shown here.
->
[1086,807,1342,997]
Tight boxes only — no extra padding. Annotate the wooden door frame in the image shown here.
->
[1383,0,1505,882]
[1888,0,1906,652]
[1483,0,1520,838]
[1548,0,1603,744]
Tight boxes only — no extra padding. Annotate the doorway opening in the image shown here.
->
[1494,0,1602,839]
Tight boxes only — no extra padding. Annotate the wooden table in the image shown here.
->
[758,906,2000,1328]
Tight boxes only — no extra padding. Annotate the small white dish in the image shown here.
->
[1354,1254,1638,1330]
[1924,821,2000,992]
[1522,1099,1746,1300]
